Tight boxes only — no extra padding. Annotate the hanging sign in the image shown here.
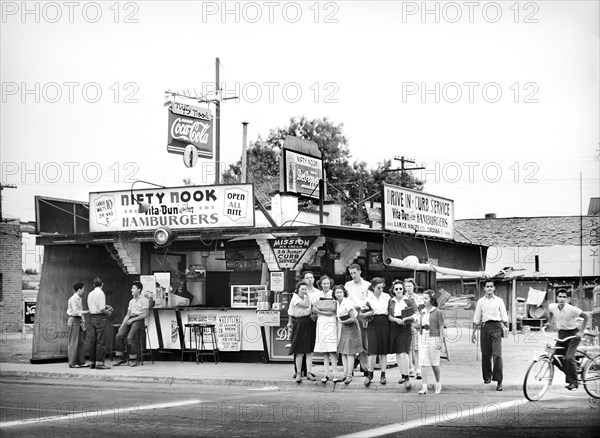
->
[282,149,323,199]
[269,236,316,269]
[167,102,213,158]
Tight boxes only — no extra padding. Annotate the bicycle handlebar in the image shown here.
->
[540,327,595,343]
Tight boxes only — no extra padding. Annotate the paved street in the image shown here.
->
[1,378,598,437]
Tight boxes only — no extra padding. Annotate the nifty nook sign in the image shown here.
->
[89,184,255,232]
[282,149,323,199]
[269,236,316,269]
[167,102,213,158]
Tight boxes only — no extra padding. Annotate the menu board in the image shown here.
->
[186,313,241,351]
[216,315,242,351]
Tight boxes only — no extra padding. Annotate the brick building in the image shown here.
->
[0,221,23,332]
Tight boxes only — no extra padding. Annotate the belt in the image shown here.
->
[90,313,105,317]
[421,325,430,330]
[481,320,501,327]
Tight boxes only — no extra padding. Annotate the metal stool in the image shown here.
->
[196,324,219,364]
[182,323,201,363]
[110,323,153,365]
[109,323,121,361]
[138,325,153,365]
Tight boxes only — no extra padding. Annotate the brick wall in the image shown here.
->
[0,222,23,332]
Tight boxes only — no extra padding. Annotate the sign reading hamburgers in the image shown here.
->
[167,102,213,158]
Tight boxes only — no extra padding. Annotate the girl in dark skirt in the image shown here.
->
[287,281,315,383]
[334,284,363,384]
[361,277,391,386]
[388,279,418,391]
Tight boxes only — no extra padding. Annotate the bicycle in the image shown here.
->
[523,327,600,401]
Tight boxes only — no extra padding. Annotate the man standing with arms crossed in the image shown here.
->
[344,263,370,375]
[471,281,508,391]
[545,289,589,390]
[87,277,113,369]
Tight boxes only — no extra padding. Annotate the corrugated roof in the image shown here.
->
[454,216,597,247]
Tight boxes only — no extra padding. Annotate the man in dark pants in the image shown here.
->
[545,289,589,390]
[471,281,508,391]
[87,277,113,369]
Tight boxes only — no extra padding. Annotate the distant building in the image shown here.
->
[438,206,599,328]
[0,221,22,332]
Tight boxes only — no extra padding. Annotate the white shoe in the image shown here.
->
[418,385,427,395]
[435,383,442,394]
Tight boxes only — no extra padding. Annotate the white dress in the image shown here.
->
[314,291,338,353]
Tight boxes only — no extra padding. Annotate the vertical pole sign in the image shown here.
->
[167,102,214,159]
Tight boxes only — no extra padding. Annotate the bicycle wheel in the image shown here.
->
[582,354,600,399]
[523,356,554,401]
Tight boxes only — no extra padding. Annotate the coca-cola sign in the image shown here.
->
[167,104,213,158]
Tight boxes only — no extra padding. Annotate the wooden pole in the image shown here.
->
[215,57,221,184]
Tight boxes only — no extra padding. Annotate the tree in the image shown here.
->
[221,116,425,224]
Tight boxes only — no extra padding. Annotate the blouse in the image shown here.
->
[366,291,390,315]
[289,293,311,318]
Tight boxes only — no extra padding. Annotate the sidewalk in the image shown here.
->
[0,328,564,392]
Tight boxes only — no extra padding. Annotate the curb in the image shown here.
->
[0,371,522,393]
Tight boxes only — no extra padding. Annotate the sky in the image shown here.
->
[1,0,599,240]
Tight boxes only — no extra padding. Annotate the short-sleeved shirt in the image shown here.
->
[366,291,390,315]
[128,296,149,317]
[548,303,582,330]
[307,287,324,305]
[473,294,508,324]
[336,298,354,318]
[87,287,106,315]
[289,293,311,318]
[344,279,370,308]
[389,296,416,318]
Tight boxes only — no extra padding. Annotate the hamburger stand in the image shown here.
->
[30,99,489,363]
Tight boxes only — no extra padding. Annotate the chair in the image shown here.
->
[195,324,219,365]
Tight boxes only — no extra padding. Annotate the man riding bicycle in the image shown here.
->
[544,289,590,391]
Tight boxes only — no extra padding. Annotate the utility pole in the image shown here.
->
[388,156,426,187]
[215,57,221,184]
[394,156,426,173]
[0,183,17,222]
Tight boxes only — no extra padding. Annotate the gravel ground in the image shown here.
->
[0,332,34,364]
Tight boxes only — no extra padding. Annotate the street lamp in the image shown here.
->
[130,180,166,214]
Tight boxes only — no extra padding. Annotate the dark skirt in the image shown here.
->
[366,315,390,355]
[389,322,412,354]
[290,316,316,354]
[338,320,364,355]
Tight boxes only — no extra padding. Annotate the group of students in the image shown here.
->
[287,264,445,395]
